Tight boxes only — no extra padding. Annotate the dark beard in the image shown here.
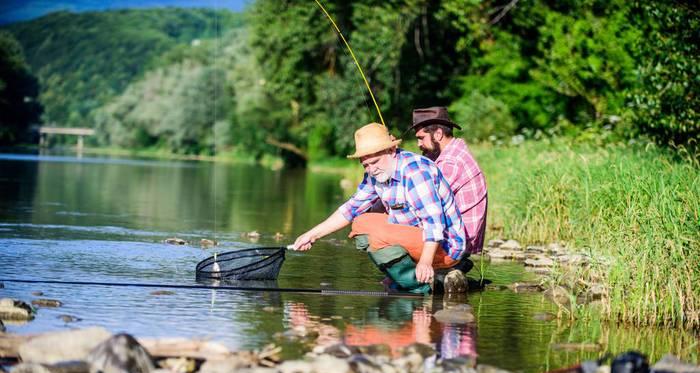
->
[421,137,441,161]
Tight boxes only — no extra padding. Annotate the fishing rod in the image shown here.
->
[0,278,423,298]
[314,0,386,127]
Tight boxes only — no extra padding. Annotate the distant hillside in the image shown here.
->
[4,8,244,127]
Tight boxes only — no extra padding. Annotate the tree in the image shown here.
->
[0,31,41,145]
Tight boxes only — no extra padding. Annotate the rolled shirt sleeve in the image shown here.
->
[404,168,446,243]
[337,173,379,221]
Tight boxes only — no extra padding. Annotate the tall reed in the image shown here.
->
[472,139,700,329]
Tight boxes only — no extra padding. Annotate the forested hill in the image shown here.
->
[3,8,243,127]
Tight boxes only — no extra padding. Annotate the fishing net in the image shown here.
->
[195,247,286,281]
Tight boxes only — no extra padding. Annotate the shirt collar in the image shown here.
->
[436,138,457,163]
[389,148,402,183]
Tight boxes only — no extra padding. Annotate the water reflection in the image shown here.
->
[283,295,478,360]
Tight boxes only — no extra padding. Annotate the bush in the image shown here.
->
[450,91,516,140]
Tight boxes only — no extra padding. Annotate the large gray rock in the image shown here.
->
[18,327,112,365]
[651,354,700,373]
[86,333,155,373]
[0,298,34,321]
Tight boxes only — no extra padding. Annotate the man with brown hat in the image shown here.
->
[410,107,488,258]
[293,122,467,294]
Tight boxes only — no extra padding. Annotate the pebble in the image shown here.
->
[164,238,187,245]
[487,239,504,248]
[507,282,543,293]
[31,299,63,307]
[533,312,556,321]
[524,256,555,267]
[246,231,261,239]
[499,239,521,251]
[57,314,81,323]
[200,239,217,247]
[525,245,545,253]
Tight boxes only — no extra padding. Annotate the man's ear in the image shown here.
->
[433,128,444,142]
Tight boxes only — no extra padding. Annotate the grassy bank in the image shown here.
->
[469,139,699,329]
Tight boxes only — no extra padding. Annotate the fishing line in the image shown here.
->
[0,278,423,298]
[314,0,386,127]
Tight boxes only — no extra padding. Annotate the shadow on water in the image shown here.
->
[0,151,697,372]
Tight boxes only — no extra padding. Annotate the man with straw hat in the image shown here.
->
[293,122,467,294]
[409,107,488,258]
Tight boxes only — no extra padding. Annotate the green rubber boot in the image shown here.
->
[367,244,431,295]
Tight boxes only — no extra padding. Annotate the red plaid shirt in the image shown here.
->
[435,138,488,254]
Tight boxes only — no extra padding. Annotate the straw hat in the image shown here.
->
[347,123,402,159]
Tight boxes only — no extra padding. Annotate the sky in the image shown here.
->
[0,0,249,25]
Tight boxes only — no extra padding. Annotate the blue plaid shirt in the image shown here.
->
[338,149,467,260]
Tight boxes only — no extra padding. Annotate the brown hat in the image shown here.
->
[347,123,402,159]
[410,106,462,132]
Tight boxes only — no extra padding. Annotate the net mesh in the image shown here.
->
[195,247,286,281]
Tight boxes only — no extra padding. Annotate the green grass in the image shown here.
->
[471,139,699,329]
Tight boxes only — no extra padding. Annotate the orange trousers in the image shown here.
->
[349,213,458,269]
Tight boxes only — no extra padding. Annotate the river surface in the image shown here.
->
[0,151,696,371]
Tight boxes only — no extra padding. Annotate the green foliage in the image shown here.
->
[4,9,243,127]
[531,6,638,121]
[95,61,231,154]
[0,31,41,144]
[627,1,700,153]
[450,90,516,140]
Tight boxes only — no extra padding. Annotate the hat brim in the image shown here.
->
[410,118,462,132]
[347,139,402,159]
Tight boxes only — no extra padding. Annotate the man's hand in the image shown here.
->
[416,241,439,283]
[293,231,316,251]
[415,259,434,283]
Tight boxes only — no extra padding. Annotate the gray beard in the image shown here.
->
[373,172,391,183]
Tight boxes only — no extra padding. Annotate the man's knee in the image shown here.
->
[351,213,378,234]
